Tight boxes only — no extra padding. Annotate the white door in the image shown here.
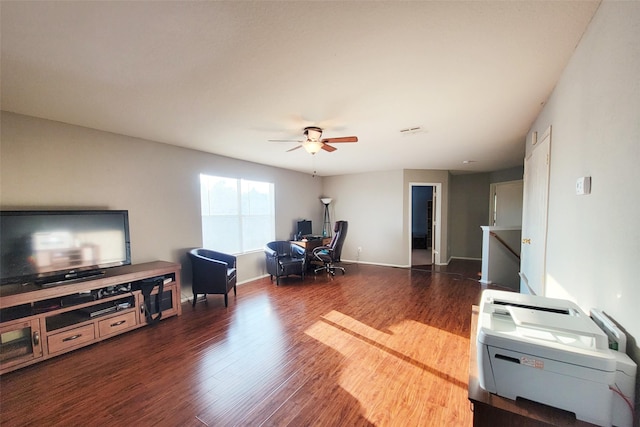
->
[431,186,437,264]
[409,183,442,266]
[491,180,524,226]
[520,127,551,295]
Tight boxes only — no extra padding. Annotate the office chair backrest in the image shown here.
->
[331,220,348,261]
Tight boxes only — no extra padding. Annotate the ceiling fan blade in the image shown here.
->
[269,139,304,143]
[321,136,358,143]
[321,143,337,152]
[286,145,303,152]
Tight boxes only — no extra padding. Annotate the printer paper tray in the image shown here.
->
[487,345,613,426]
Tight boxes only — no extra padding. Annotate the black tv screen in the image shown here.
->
[0,210,131,287]
[296,220,312,237]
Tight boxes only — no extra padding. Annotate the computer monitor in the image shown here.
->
[296,220,312,237]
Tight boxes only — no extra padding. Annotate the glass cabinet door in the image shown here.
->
[137,284,179,324]
[0,319,43,370]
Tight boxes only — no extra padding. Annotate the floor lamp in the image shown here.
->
[321,197,332,237]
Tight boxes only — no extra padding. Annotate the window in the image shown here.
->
[200,174,275,254]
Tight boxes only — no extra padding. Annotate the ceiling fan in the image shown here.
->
[269,126,358,154]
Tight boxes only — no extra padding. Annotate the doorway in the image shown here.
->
[489,180,523,227]
[410,184,439,266]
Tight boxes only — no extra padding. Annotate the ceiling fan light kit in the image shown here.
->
[269,126,358,155]
[303,140,323,154]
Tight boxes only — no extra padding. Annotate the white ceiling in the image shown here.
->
[1,1,600,176]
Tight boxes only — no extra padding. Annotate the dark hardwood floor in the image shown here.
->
[0,260,494,426]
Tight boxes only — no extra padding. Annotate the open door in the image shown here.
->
[431,186,437,264]
[410,183,441,267]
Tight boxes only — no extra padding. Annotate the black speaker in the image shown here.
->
[61,293,96,307]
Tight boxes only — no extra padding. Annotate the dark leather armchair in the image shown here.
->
[312,221,348,275]
[187,248,237,307]
[264,241,306,285]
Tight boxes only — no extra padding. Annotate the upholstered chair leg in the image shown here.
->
[192,294,198,307]
[224,293,228,307]
[233,285,237,296]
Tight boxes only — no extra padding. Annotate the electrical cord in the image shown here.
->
[609,383,636,427]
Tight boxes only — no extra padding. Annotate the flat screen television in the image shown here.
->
[296,220,312,237]
[0,210,131,287]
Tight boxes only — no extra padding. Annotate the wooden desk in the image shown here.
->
[291,238,331,252]
[468,306,596,427]
[291,238,332,266]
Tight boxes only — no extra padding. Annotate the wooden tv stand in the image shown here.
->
[0,261,181,375]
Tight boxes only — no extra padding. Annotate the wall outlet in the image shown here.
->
[357,246,362,253]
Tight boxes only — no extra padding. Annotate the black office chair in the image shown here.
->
[264,241,306,285]
[312,221,348,275]
[187,248,237,307]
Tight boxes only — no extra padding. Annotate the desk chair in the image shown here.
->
[312,220,348,275]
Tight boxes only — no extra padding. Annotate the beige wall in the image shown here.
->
[449,173,490,259]
[323,170,405,266]
[526,1,640,366]
[0,112,464,287]
[315,168,502,267]
[0,112,324,290]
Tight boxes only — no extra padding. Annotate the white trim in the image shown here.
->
[341,259,408,268]
[450,256,482,261]
[488,179,524,226]
[239,274,269,285]
[408,182,442,266]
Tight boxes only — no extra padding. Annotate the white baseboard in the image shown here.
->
[450,256,482,261]
[238,274,269,285]
[341,259,408,268]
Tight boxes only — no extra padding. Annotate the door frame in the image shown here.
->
[409,182,442,265]
[489,179,524,226]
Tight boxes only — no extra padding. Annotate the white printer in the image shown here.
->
[477,290,636,427]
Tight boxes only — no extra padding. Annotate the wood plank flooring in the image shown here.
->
[0,261,494,426]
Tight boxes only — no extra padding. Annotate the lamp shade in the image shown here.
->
[320,197,332,205]
[303,140,322,154]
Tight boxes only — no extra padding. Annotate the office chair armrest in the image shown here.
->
[312,246,334,263]
[312,245,332,256]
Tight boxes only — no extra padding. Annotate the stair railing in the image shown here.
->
[489,231,520,260]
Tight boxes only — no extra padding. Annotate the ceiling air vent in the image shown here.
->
[399,126,424,135]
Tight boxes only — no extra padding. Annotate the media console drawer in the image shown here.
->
[98,311,136,337]
[47,324,95,354]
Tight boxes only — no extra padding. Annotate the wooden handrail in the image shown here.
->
[489,231,520,260]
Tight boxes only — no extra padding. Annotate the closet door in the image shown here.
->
[520,127,551,295]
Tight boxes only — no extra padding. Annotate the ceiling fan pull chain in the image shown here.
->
[312,155,317,177]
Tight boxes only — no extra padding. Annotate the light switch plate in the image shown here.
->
[576,176,591,195]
